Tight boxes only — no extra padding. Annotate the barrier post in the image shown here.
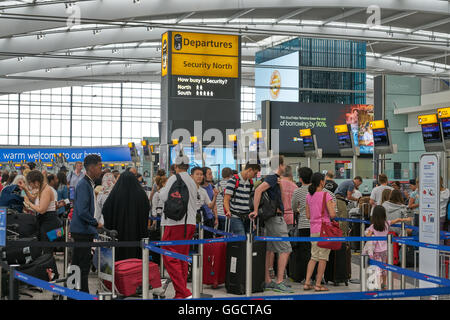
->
[360,255,369,292]
[199,216,204,294]
[8,265,19,301]
[192,254,200,299]
[401,222,406,290]
[63,218,69,279]
[160,225,165,278]
[360,220,365,253]
[142,238,149,300]
[387,234,394,293]
[245,224,253,296]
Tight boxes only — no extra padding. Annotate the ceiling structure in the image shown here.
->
[0,0,449,94]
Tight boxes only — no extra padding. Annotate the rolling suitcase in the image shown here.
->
[288,228,317,282]
[324,242,351,286]
[388,231,400,265]
[203,217,229,288]
[104,258,162,297]
[16,253,59,282]
[1,237,42,265]
[7,213,38,238]
[225,219,265,295]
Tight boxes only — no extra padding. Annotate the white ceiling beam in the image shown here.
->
[275,8,311,23]
[175,12,196,24]
[420,52,450,61]
[410,17,450,33]
[321,8,365,26]
[379,11,418,25]
[226,9,255,23]
[382,46,419,56]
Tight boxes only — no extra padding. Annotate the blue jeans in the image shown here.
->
[230,216,250,236]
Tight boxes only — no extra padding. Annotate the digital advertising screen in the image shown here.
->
[255,52,299,117]
[265,102,374,155]
[422,123,442,143]
[441,118,450,140]
[372,128,390,147]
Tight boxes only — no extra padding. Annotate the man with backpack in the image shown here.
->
[216,167,233,231]
[159,152,198,299]
[250,155,294,294]
[223,163,261,235]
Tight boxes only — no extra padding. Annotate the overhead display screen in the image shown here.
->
[265,102,374,154]
[373,128,390,147]
[422,123,442,143]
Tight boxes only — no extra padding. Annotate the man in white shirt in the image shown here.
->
[67,161,85,189]
[370,174,393,207]
[158,152,197,299]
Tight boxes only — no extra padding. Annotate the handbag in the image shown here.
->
[317,192,343,250]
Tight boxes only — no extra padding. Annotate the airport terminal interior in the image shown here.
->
[0,0,450,302]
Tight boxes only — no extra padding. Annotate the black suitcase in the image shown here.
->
[2,237,42,265]
[288,228,317,282]
[349,220,362,251]
[324,242,351,286]
[16,253,59,282]
[225,241,266,295]
[148,227,161,265]
[7,213,38,238]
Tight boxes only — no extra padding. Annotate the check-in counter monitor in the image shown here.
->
[418,114,445,152]
[300,129,322,159]
[438,107,450,150]
[370,120,397,154]
[334,124,359,157]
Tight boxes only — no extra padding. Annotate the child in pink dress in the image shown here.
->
[366,205,412,289]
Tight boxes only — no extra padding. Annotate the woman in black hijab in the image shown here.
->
[102,171,150,261]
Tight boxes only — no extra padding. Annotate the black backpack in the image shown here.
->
[256,176,280,222]
[163,174,190,235]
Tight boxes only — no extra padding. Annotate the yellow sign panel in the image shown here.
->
[171,54,239,78]
[172,32,239,57]
[369,120,386,130]
[161,32,168,77]
[437,107,450,119]
[334,124,348,133]
[418,114,438,125]
[299,129,312,137]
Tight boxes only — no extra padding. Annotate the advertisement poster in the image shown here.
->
[266,101,374,154]
[94,247,114,282]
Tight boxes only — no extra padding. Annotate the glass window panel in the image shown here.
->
[61,137,70,146]
[0,136,7,145]
[0,119,8,135]
[81,137,91,146]
[81,121,91,137]
[72,137,81,146]
[30,136,40,145]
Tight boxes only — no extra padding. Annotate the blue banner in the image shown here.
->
[0,207,6,247]
[0,146,131,163]
[145,244,193,263]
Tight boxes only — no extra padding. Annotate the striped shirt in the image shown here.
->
[292,186,336,230]
[224,173,252,216]
[215,179,229,216]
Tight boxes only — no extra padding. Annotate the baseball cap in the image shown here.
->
[409,179,416,186]
[175,150,190,166]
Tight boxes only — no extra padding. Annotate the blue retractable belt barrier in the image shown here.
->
[369,259,450,287]
[144,243,192,263]
[253,236,417,242]
[199,224,235,237]
[186,286,450,301]
[394,238,450,253]
[150,235,246,247]
[14,271,99,300]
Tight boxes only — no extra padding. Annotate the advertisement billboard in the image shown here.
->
[255,52,299,116]
[265,101,374,155]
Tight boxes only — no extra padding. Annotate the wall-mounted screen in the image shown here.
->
[422,123,442,143]
[265,101,373,154]
[373,128,390,147]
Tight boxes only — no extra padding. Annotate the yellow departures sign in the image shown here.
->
[170,31,239,78]
[369,120,386,130]
[299,129,312,137]
[334,124,348,133]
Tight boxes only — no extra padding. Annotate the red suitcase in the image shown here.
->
[104,258,162,296]
[388,231,400,266]
[203,241,227,288]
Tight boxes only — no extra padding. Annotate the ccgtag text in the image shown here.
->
[223,305,272,315]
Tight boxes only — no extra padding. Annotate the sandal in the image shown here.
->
[303,284,314,291]
[314,285,329,292]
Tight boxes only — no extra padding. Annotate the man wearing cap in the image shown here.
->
[159,151,198,299]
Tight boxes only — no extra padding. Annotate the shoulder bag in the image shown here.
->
[317,192,342,250]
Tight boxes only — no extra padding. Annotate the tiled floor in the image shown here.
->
[16,252,446,301]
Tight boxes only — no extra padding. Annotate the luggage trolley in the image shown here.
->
[95,228,118,300]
